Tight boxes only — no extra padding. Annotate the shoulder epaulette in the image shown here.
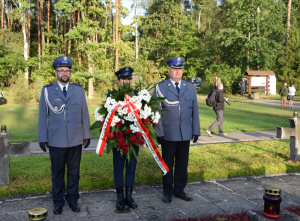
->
[72,83,83,87]
[43,83,53,87]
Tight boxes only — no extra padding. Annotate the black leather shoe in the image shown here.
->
[116,187,125,210]
[163,195,172,204]
[69,204,80,212]
[175,193,193,201]
[53,206,63,215]
[124,186,137,209]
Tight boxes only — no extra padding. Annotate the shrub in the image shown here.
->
[34,77,44,102]
[13,70,33,104]
[202,64,243,94]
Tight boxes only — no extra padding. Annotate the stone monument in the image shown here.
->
[276,118,300,161]
[0,133,11,185]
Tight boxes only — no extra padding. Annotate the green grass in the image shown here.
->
[1,140,299,198]
[0,96,295,142]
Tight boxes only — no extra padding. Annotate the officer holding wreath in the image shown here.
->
[38,56,91,215]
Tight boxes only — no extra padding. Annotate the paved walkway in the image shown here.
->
[28,130,280,155]
[252,99,300,110]
[0,174,300,221]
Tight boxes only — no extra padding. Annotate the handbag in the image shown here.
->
[287,95,290,100]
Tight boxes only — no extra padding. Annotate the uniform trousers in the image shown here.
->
[161,140,190,197]
[49,145,82,207]
[241,87,245,96]
[207,110,224,134]
[112,146,139,188]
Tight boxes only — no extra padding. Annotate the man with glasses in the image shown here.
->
[38,56,91,215]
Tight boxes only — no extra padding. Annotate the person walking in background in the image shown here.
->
[206,82,228,137]
[214,76,220,90]
[288,83,296,109]
[280,81,288,109]
[239,78,247,97]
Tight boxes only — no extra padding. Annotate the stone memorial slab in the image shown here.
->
[0,133,11,186]
[9,141,31,157]
[277,118,300,161]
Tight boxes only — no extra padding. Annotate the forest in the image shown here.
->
[0,0,299,98]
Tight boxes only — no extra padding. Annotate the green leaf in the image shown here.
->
[91,121,102,130]
[99,107,108,115]
[130,144,138,161]
[106,139,114,154]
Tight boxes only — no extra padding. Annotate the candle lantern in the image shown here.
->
[28,208,48,221]
[1,125,6,134]
[263,186,282,219]
[293,112,298,119]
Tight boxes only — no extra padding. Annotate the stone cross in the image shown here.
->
[277,118,300,161]
[0,133,11,185]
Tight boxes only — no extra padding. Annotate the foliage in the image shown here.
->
[34,77,44,102]
[0,140,299,197]
[202,64,243,94]
[13,70,33,104]
[278,28,300,95]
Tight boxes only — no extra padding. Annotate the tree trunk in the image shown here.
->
[286,0,292,46]
[47,0,50,46]
[63,15,66,55]
[115,0,119,72]
[41,0,44,56]
[134,0,138,62]
[28,0,31,57]
[68,12,72,56]
[198,10,201,30]
[77,8,81,65]
[37,0,41,69]
[6,0,9,29]
[110,0,114,44]
[56,11,59,54]
[247,31,250,70]
[20,2,29,80]
[104,2,107,63]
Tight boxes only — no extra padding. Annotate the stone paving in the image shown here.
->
[252,100,300,111]
[28,130,280,156]
[0,174,300,221]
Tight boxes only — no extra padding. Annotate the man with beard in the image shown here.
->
[38,56,91,215]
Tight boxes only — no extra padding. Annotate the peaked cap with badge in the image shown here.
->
[52,56,73,70]
[167,57,185,69]
[115,66,134,79]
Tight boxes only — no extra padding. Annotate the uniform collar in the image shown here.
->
[57,81,69,91]
[169,78,181,88]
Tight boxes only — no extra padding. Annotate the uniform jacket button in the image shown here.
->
[67,121,69,123]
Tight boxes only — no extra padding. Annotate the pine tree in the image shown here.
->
[13,70,33,104]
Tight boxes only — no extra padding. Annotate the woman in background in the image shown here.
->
[288,83,296,109]
[280,82,288,109]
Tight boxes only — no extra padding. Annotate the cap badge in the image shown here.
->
[126,67,129,71]
[64,56,68,61]
[177,57,180,61]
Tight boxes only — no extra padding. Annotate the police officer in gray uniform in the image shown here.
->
[154,57,201,204]
[38,56,91,215]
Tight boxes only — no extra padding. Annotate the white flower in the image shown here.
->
[130,124,140,133]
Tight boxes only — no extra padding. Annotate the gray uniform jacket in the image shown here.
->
[38,82,91,148]
[154,79,201,141]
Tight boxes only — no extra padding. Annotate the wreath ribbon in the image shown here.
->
[96,94,169,175]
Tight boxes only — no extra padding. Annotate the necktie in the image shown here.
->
[63,87,67,97]
[175,83,180,94]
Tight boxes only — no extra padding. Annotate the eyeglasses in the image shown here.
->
[57,70,71,74]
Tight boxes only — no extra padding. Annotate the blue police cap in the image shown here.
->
[167,57,185,69]
[115,67,133,79]
[52,56,73,70]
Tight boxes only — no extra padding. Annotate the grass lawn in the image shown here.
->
[0,95,295,142]
[0,140,299,198]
